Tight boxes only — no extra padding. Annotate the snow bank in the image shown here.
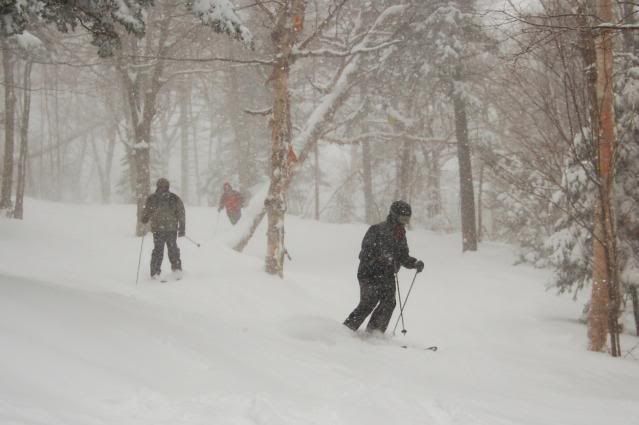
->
[1,199,638,425]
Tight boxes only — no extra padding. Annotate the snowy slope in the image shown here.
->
[1,199,638,425]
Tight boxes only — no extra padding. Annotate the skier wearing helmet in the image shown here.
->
[343,200,424,333]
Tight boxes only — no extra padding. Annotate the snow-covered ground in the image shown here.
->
[1,199,638,425]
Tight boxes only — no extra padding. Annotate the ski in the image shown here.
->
[352,331,437,351]
[160,277,181,283]
[156,271,183,283]
[400,345,438,351]
[155,276,178,283]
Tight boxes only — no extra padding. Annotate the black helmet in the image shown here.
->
[389,200,411,224]
[156,178,170,190]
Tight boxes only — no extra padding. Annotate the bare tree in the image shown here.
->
[14,60,33,219]
[233,3,408,273]
[1,40,17,210]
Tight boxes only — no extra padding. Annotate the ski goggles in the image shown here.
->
[397,214,411,225]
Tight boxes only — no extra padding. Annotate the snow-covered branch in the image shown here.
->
[188,0,253,44]
[292,40,402,59]
[247,0,275,21]
[294,5,409,166]
[297,0,351,51]
[234,5,409,253]
[322,133,453,146]
[124,54,274,66]
[244,107,272,116]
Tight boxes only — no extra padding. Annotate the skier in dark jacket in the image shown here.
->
[141,178,185,279]
[218,182,244,225]
[343,200,424,333]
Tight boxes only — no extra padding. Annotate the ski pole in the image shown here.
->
[185,235,201,247]
[135,233,146,285]
[394,272,407,335]
[392,270,420,335]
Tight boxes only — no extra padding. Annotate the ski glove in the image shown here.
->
[415,260,424,273]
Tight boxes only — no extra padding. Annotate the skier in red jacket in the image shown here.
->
[218,182,244,225]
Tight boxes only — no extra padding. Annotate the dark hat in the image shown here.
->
[390,200,412,217]
[389,200,412,224]
[156,178,170,189]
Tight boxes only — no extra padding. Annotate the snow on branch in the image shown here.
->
[188,0,252,44]
[123,54,273,66]
[322,133,453,146]
[294,5,409,165]
[7,31,49,61]
[292,40,403,59]
[244,107,272,116]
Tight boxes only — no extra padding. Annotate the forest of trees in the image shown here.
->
[1,0,638,356]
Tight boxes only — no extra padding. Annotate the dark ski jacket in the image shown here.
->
[141,191,185,234]
[357,216,418,283]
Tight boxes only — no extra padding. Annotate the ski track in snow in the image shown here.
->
[1,199,638,425]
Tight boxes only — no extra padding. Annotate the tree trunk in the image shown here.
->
[314,139,320,220]
[588,0,621,356]
[630,285,639,336]
[265,59,292,277]
[90,139,107,202]
[398,139,411,201]
[590,202,610,352]
[117,12,170,235]
[189,88,201,205]
[362,138,375,223]
[423,148,442,219]
[264,1,306,277]
[179,82,190,203]
[119,61,164,235]
[452,65,478,252]
[134,121,152,236]
[37,75,45,199]
[620,0,638,341]
[477,161,484,242]
[235,208,268,252]
[104,126,116,203]
[14,61,33,219]
[73,138,89,200]
[227,48,252,192]
[1,41,16,210]
[54,70,62,201]
[359,86,376,224]
[91,128,116,204]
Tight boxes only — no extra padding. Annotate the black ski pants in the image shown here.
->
[343,278,396,333]
[151,231,182,276]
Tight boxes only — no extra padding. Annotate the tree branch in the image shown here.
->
[297,0,351,51]
[125,54,274,66]
[292,39,402,59]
